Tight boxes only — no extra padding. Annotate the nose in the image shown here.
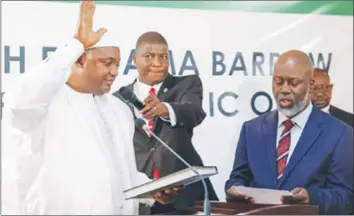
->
[152,56,162,67]
[314,91,326,99]
[109,66,118,77]
[280,82,291,94]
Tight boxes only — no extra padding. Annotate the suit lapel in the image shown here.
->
[126,80,137,117]
[278,107,323,187]
[329,105,334,115]
[262,111,278,188]
[124,79,156,148]
[157,74,175,103]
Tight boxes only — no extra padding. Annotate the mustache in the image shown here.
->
[277,95,295,101]
[314,96,328,100]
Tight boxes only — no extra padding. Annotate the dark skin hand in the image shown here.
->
[281,187,310,204]
[227,187,310,205]
[154,187,180,205]
[226,187,255,203]
[140,94,169,120]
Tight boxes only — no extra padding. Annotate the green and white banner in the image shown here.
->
[2,1,353,201]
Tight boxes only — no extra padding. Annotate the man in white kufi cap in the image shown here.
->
[1,1,176,215]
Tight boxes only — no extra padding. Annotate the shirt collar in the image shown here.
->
[278,102,313,129]
[135,78,163,100]
[321,104,330,113]
[136,78,163,92]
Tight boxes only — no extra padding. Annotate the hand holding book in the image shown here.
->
[154,187,181,205]
[124,166,217,200]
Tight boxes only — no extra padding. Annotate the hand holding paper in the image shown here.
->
[226,186,255,203]
[227,186,292,204]
[287,187,310,204]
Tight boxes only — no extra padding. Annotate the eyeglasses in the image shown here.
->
[309,84,333,93]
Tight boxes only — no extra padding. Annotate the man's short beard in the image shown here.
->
[277,90,310,118]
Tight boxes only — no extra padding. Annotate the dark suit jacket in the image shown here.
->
[225,106,353,214]
[330,105,353,128]
[116,74,218,213]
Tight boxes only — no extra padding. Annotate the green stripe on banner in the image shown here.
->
[55,1,353,16]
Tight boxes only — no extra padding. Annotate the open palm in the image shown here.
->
[74,1,107,48]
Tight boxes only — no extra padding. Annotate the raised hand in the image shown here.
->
[74,0,107,48]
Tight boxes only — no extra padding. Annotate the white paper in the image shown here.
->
[232,186,292,204]
[195,212,220,215]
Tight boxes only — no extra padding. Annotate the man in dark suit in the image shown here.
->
[310,67,353,127]
[225,50,353,214]
[116,31,218,214]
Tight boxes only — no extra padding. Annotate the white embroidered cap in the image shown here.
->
[88,30,119,49]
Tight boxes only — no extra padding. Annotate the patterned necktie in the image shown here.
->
[148,87,160,180]
[276,119,294,180]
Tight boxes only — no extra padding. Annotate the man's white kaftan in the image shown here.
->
[1,38,153,215]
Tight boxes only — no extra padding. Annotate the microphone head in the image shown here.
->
[117,86,145,110]
[118,86,134,102]
[135,118,146,129]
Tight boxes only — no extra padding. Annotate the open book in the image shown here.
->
[124,166,218,199]
[231,186,292,204]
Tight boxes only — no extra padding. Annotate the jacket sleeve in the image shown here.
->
[3,38,84,131]
[225,122,253,191]
[307,126,353,214]
[168,75,206,128]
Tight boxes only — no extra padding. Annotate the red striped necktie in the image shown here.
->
[148,87,160,180]
[276,119,294,180]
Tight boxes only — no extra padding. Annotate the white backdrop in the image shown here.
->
[1,1,353,201]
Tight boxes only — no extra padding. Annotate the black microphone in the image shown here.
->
[116,86,145,110]
[134,118,211,215]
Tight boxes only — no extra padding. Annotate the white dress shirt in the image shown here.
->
[276,102,313,163]
[322,104,330,113]
[133,79,177,126]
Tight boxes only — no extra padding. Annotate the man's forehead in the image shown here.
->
[92,47,120,58]
[313,72,330,83]
[274,50,313,77]
[313,71,329,78]
[138,43,168,53]
[274,60,311,76]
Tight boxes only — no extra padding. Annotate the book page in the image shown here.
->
[232,186,292,204]
[195,211,220,215]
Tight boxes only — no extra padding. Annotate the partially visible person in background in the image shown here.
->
[310,67,353,127]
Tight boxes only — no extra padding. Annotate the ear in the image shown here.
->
[75,53,87,69]
[132,52,137,66]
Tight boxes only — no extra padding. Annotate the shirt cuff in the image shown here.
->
[160,102,177,126]
[52,38,85,63]
[139,198,156,207]
[62,38,85,61]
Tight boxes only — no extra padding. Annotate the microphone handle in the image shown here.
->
[149,131,211,215]
[132,99,145,110]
